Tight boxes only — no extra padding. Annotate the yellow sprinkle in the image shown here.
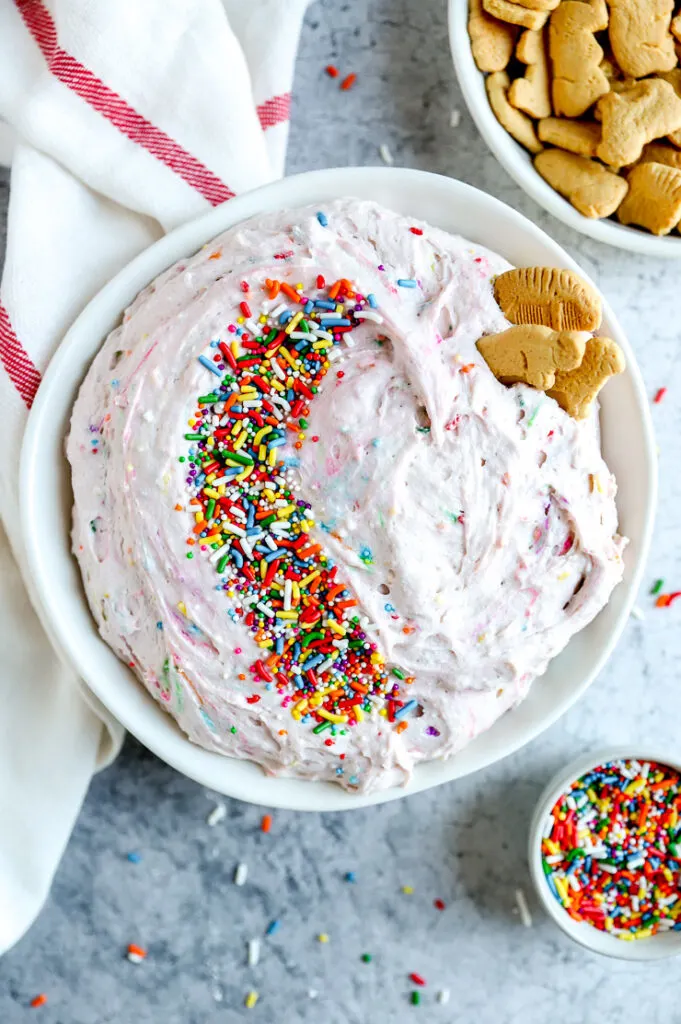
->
[292,581,300,603]
[587,788,598,803]
[245,991,259,1009]
[270,377,285,392]
[353,706,364,723]
[604,917,613,931]
[285,310,304,335]
[194,512,205,524]
[299,569,321,586]
[317,933,329,944]
[268,447,277,467]
[370,652,385,665]
[544,839,559,856]
[378,708,387,717]
[277,504,296,519]
[317,709,349,724]
[663,867,674,884]
[259,444,267,462]
[325,619,346,636]
[257,639,274,649]
[312,340,328,350]
[619,932,635,942]
[237,316,245,325]
[253,425,272,446]
[236,465,254,483]
[298,432,306,441]
[401,885,414,895]
[263,488,276,502]
[554,876,570,905]
[203,487,220,499]
[233,430,248,450]
[177,602,187,616]
[231,421,241,436]
[557,571,570,581]
[294,699,309,713]
[231,340,239,357]
[309,694,323,708]
[276,611,298,620]
[280,346,297,368]
[259,314,268,323]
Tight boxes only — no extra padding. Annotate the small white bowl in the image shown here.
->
[449,0,681,257]
[20,166,656,811]
[529,749,681,960]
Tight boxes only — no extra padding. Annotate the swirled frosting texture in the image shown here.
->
[68,199,625,793]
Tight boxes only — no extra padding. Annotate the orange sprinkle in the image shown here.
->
[280,282,302,303]
[174,504,183,511]
[278,729,288,735]
[208,250,222,260]
[328,280,342,300]
[460,363,476,374]
[326,64,339,78]
[396,721,408,733]
[186,539,195,546]
[238,673,247,681]
[30,995,48,1009]
[127,944,147,958]
[656,595,672,607]
[261,814,273,833]
[341,73,357,91]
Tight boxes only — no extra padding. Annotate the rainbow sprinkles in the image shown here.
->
[181,264,415,738]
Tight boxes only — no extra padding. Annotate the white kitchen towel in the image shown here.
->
[0,0,309,956]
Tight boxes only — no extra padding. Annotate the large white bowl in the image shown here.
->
[449,0,681,257]
[20,166,656,811]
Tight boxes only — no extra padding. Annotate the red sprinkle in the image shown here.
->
[240,301,252,319]
[409,973,426,986]
[340,73,357,91]
[656,591,681,608]
[246,694,262,704]
[654,387,667,404]
[240,280,249,293]
[316,275,326,289]
[261,814,273,833]
[30,995,48,1009]
[409,227,423,235]
[434,899,446,911]
[326,64,339,78]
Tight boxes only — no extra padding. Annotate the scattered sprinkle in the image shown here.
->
[261,813,273,833]
[340,73,357,91]
[344,871,357,883]
[411,991,421,1006]
[248,938,261,967]
[361,953,372,963]
[316,211,328,228]
[317,932,329,943]
[30,995,48,1009]
[630,605,645,621]
[542,758,681,939]
[379,143,394,165]
[401,885,414,895]
[449,109,461,128]
[656,592,681,608]
[397,278,417,288]
[207,802,226,827]
[410,972,426,986]
[437,989,451,1005]
[514,887,533,928]
[126,852,142,863]
[433,899,446,911]
[266,919,281,936]
[653,387,667,404]
[651,578,665,595]
[245,990,259,1009]
[235,862,249,886]
[127,944,147,964]
[325,64,339,78]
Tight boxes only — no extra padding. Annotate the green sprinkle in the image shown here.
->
[651,579,664,595]
[392,668,405,679]
[361,953,372,963]
[230,725,237,734]
[184,433,205,440]
[411,992,420,1006]
[186,552,193,559]
[217,553,230,573]
[206,498,216,520]
[265,329,278,344]
[178,456,186,463]
[198,394,218,404]
[527,402,542,427]
[226,450,254,466]
[313,721,333,735]
[299,418,308,428]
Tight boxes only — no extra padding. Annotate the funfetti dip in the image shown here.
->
[67,198,626,793]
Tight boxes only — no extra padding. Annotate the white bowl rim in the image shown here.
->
[448,0,681,257]
[529,747,681,960]
[19,165,657,811]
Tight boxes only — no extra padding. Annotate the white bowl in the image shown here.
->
[529,749,681,959]
[20,166,656,811]
[449,0,681,257]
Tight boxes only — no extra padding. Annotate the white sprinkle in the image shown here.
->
[284,579,293,611]
[354,311,384,324]
[256,602,275,619]
[248,938,261,966]
[515,888,533,927]
[450,108,461,128]
[379,142,394,165]
[213,985,224,1002]
[209,544,230,564]
[265,534,278,551]
[437,989,450,1005]
[308,989,318,1000]
[234,862,249,886]
[270,359,286,381]
[223,522,246,537]
[271,303,288,318]
[631,605,645,620]
[311,328,334,341]
[207,802,226,827]
[143,410,154,422]
[127,951,145,964]
[542,815,554,839]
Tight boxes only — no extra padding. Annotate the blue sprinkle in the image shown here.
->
[367,293,378,308]
[394,700,418,721]
[276,636,284,655]
[266,920,281,936]
[127,852,142,863]
[349,775,359,786]
[210,340,219,348]
[317,211,329,227]
[315,300,336,310]
[344,871,356,883]
[156,621,163,630]
[371,438,381,448]
[303,300,314,314]
[397,278,417,288]
[279,310,293,324]
[319,317,351,327]
[198,354,222,377]
[336,766,344,776]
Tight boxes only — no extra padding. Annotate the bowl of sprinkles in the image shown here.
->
[530,750,681,959]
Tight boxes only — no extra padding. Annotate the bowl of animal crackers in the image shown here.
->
[450,0,681,255]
